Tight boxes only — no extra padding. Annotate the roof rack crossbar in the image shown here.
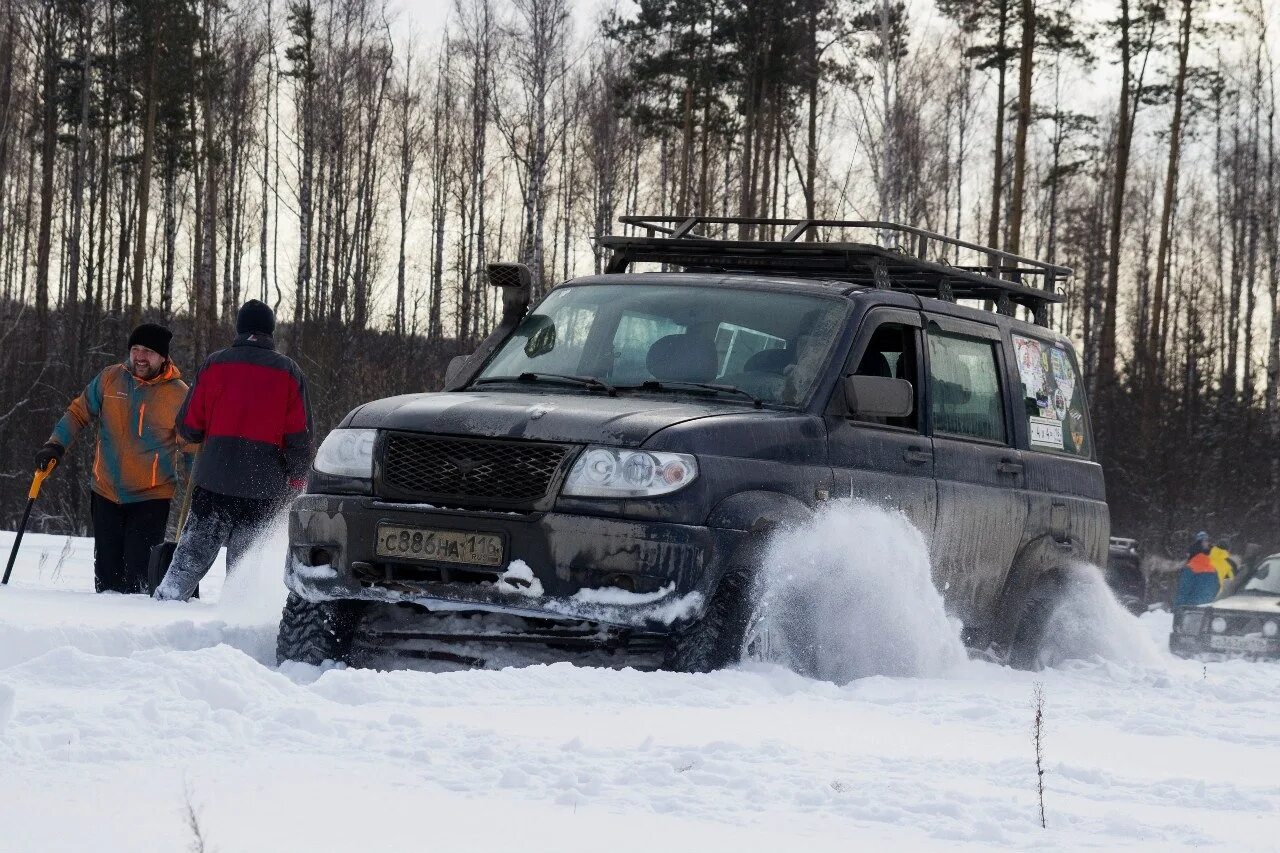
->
[600,215,1070,327]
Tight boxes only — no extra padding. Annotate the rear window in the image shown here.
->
[1011,334,1092,458]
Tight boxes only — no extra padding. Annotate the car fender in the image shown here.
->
[707,489,813,536]
[990,533,1090,650]
[702,490,814,595]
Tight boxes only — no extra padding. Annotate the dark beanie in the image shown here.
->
[127,323,172,358]
[237,299,275,335]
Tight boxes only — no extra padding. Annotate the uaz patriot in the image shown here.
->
[276,216,1107,672]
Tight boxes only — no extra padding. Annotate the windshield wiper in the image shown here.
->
[619,379,764,408]
[472,372,617,396]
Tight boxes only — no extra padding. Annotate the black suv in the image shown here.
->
[277,216,1108,671]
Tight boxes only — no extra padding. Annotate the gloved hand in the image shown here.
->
[287,476,307,492]
[35,442,64,472]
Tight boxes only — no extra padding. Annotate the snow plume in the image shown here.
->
[216,511,291,625]
[1034,563,1163,669]
[753,500,966,683]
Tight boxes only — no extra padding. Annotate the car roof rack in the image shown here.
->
[597,215,1070,327]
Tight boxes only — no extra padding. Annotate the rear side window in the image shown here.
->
[1011,334,1092,457]
[927,332,1006,443]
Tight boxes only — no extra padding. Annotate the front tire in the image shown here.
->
[276,592,365,666]
[662,571,754,673]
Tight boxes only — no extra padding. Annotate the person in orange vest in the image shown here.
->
[1175,531,1223,606]
[37,324,194,593]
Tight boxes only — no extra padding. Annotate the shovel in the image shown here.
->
[2,460,57,586]
[147,456,199,597]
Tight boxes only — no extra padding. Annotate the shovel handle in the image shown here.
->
[29,459,56,500]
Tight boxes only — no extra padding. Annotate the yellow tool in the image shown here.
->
[3,460,58,585]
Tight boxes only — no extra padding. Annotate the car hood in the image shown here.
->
[345,390,761,447]
[1206,592,1280,614]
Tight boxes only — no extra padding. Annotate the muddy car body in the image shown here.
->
[278,217,1109,670]
[1170,554,1280,659]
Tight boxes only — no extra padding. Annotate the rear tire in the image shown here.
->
[1008,574,1066,671]
[662,571,754,673]
[276,592,365,666]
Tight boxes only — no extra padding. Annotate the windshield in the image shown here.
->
[475,283,847,407]
[1243,557,1280,595]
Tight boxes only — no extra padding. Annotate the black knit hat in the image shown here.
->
[237,299,275,335]
[127,323,172,359]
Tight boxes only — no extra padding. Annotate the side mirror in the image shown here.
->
[514,314,557,358]
[443,355,469,388]
[844,375,914,419]
[1256,564,1271,580]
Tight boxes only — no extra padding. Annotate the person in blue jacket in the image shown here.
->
[1174,531,1221,606]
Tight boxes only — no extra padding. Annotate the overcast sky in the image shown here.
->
[400,0,621,38]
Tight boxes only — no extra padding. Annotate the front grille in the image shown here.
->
[380,433,571,507]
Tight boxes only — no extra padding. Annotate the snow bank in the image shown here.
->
[0,520,290,670]
[5,528,1280,850]
[754,501,967,682]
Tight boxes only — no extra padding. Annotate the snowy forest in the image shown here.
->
[0,0,1277,557]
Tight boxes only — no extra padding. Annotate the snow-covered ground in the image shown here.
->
[2,517,1279,852]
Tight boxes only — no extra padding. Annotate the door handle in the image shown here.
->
[903,447,932,465]
[997,459,1024,475]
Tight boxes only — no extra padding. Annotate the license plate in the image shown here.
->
[376,525,504,567]
[1208,634,1273,653]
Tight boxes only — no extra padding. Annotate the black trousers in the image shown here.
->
[91,491,171,593]
[154,487,277,601]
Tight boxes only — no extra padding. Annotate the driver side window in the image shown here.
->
[853,322,919,430]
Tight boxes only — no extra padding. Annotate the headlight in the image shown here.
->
[313,428,377,478]
[1210,616,1228,634]
[1264,620,1278,638]
[562,447,697,498]
[1179,611,1204,634]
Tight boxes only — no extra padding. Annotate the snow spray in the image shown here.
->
[215,512,291,624]
[1032,563,1162,668]
[753,500,966,683]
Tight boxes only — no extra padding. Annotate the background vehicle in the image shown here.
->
[1106,536,1146,614]
[1170,552,1280,659]
[277,216,1108,672]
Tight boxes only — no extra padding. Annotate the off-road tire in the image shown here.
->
[276,592,365,666]
[662,571,754,673]
[1007,573,1066,671]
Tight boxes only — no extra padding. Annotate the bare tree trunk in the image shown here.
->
[260,0,273,303]
[131,28,159,327]
[0,8,17,256]
[1006,0,1035,254]
[198,0,219,350]
[1142,0,1193,437]
[66,3,93,313]
[1097,0,1135,395]
[986,0,1010,252]
[34,6,61,352]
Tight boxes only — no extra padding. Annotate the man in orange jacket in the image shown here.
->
[37,324,195,593]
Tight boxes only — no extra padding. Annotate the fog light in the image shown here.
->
[1211,616,1227,633]
[1264,620,1278,638]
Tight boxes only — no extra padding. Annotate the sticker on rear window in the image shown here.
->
[1030,416,1064,448]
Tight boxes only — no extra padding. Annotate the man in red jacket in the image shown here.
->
[154,300,312,601]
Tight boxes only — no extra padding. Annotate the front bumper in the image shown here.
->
[1169,607,1280,659]
[285,494,742,631]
